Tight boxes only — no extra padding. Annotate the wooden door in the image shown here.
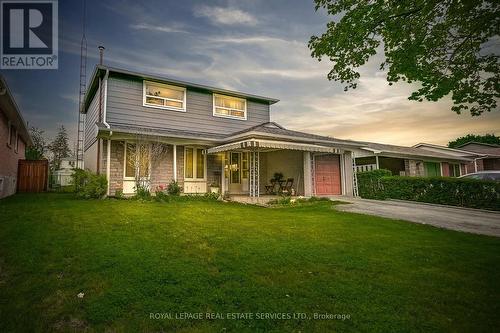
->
[314,155,341,195]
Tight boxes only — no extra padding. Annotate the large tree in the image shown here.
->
[25,126,47,160]
[448,133,500,148]
[49,125,71,170]
[309,0,500,116]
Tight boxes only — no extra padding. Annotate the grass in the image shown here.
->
[0,193,499,332]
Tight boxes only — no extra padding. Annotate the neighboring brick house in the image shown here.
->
[0,76,33,199]
[455,142,500,172]
[414,142,500,174]
[352,142,471,177]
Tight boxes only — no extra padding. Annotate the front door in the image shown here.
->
[314,154,341,195]
[228,152,249,193]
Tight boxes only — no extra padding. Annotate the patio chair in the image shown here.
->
[280,178,294,195]
[265,179,277,194]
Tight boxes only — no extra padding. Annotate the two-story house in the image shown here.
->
[82,66,361,199]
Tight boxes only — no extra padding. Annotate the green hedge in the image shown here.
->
[357,169,392,199]
[357,169,500,210]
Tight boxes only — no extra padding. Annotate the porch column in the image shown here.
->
[221,153,226,195]
[173,144,177,182]
[303,152,312,197]
[375,155,380,169]
[257,151,260,197]
[249,151,260,197]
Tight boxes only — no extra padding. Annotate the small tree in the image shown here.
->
[127,135,169,193]
[25,126,47,160]
[48,125,71,170]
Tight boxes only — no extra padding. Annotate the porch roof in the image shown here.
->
[206,138,342,154]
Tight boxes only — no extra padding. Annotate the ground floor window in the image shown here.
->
[124,142,150,179]
[449,163,461,177]
[185,147,205,180]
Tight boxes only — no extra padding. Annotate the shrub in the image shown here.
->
[357,170,500,210]
[69,169,107,199]
[167,180,181,196]
[134,184,151,201]
[114,189,124,199]
[70,168,88,193]
[154,185,169,202]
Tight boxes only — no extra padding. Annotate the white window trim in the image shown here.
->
[143,80,186,112]
[213,93,247,121]
[184,146,207,181]
[123,141,151,180]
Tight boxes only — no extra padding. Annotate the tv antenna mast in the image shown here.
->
[76,0,87,169]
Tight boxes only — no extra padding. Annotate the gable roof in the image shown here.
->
[456,141,500,149]
[83,65,279,112]
[224,122,363,148]
[358,141,471,161]
[412,142,483,157]
[0,75,32,146]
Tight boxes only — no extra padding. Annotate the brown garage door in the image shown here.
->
[314,154,341,195]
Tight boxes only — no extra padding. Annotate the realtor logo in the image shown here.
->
[1,0,58,69]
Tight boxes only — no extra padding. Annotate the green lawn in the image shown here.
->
[0,194,499,332]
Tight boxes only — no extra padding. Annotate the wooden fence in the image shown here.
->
[17,160,48,193]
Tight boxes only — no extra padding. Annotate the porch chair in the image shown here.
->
[280,178,294,195]
[265,179,277,194]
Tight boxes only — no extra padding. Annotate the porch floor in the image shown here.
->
[228,194,291,205]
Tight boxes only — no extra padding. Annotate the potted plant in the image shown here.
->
[272,172,284,183]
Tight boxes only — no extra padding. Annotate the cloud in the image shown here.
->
[129,23,188,34]
[194,6,257,26]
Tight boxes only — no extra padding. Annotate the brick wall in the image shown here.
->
[0,109,26,198]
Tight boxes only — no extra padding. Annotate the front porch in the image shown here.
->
[208,138,355,199]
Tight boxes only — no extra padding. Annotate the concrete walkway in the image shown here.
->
[332,197,500,237]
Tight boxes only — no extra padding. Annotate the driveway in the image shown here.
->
[333,197,500,237]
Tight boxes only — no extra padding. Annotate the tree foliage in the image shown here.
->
[309,0,500,116]
[448,133,500,148]
[49,125,71,170]
[25,126,47,160]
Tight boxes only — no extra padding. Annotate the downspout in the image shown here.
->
[96,76,102,174]
[103,69,112,195]
[102,69,110,130]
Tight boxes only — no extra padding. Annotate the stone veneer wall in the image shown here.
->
[150,145,173,190]
[405,159,425,176]
[107,140,125,195]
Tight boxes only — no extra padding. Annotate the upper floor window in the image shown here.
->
[143,81,186,112]
[213,94,247,120]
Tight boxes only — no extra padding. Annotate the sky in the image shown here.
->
[2,0,499,149]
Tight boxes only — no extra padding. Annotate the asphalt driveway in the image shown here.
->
[333,198,500,237]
